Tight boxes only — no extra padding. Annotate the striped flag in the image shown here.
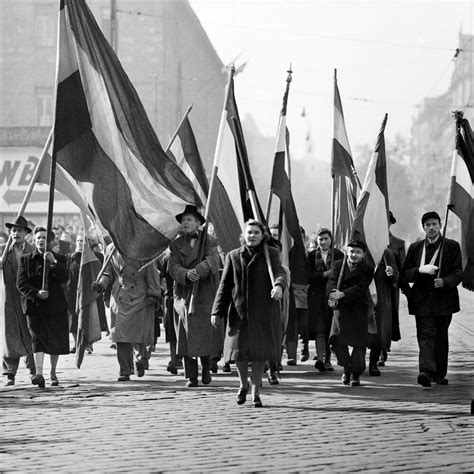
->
[268,70,307,284]
[351,114,390,265]
[447,113,474,290]
[168,115,241,252]
[331,71,359,248]
[53,0,200,268]
[211,70,265,228]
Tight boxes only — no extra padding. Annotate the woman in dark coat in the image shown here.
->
[17,227,69,388]
[211,220,288,407]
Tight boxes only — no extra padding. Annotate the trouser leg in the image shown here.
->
[235,360,249,389]
[200,355,211,372]
[2,357,20,376]
[415,314,437,376]
[434,315,452,378]
[324,339,332,364]
[315,333,326,362]
[116,342,134,376]
[350,347,367,377]
[331,341,351,373]
[24,352,36,375]
[286,340,297,360]
[184,356,198,380]
[297,309,309,344]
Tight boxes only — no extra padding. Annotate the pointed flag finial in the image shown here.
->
[287,63,293,83]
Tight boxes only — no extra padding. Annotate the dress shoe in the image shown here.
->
[4,375,15,386]
[313,355,317,360]
[315,360,326,372]
[31,374,46,388]
[300,344,309,362]
[369,364,381,376]
[341,372,350,385]
[202,368,212,385]
[324,362,334,372]
[211,360,218,374]
[109,343,117,350]
[135,360,145,377]
[350,376,361,386]
[167,362,178,375]
[267,371,279,385]
[222,362,231,373]
[434,376,448,385]
[186,378,198,387]
[70,347,76,354]
[117,375,130,382]
[50,375,59,386]
[417,372,432,387]
[86,346,93,354]
[235,385,249,405]
[286,359,297,366]
[252,394,263,408]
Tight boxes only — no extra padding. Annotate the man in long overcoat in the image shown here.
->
[95,243,161,381]
[1,216,36,386]
[402,211,462,387]
[168,205,220,387]
[327,240,374,386]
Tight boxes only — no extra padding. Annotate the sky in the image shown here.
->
[188,0,473,161]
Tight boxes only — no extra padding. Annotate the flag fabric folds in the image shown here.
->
[447,113,474,290]
[53,0,200,268]
[351,114,390,266]
[168,115,241,252]
[75,234,102,368]
[331,72,359,248]
[269,73,307,285]
[212,71,265,228]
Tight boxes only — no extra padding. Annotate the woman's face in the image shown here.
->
[244,224,263,247]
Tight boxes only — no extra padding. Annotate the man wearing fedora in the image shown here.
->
[0,216,36,386]
[168,205,221,387]
[403,211,462,388]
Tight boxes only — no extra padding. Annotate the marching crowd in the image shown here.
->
[0,206,463,408]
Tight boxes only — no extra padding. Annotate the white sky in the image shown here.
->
[189,0,473,161]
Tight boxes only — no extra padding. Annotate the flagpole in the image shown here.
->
[1,129,53,267]
[165,103,193,153]
[330,69,337,269]
[188,67,235,315]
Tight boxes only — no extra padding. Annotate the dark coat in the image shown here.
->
[169,232,221,357]
[388,232,406,341]
[1,242,35,358]
[327,259,374,347]
[373,249,399,349]
[307,247,344,336]
[211,244,288,362]
[402,237,462,316]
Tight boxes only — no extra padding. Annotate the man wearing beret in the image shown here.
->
[0,216,36,386]
[402,211,462,387]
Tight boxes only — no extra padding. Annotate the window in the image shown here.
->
[36,88,53,126]
[35,5,55,46]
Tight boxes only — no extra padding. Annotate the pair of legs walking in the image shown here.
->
[116,342,148,380]
[183,355,211,386]
[331,339,366,385]
[235,360,266,406]
[2,353,36,386]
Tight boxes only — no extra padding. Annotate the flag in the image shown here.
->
[331,72,359,248]
[212,71,265,229]
[268,71,307,284]
[168,116,241,252]
[447,113,474,290]
[53,0,200,268]
[75,229,102,368]
[351,114,390,266]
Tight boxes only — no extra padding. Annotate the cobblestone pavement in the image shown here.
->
[1,289,473,472]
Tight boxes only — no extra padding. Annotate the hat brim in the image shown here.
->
[175,212,206,225]
[5,223,32,233]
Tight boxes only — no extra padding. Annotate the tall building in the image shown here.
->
[410,32,473,222]
[0,0,226,225]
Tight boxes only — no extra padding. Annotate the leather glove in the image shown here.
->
[418,264,438,275]
[91,281,105,293]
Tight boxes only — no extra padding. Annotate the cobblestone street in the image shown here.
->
[1,290,473,472]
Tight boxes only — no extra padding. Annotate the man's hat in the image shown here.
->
[5,216,32,233]
[317,227,332,238]
[421,211,441,225]
[389,210,396,225]
[175,205,205,225]
[347,239,367,252]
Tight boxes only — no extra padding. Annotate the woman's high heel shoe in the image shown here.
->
[252,394,263,408]
[235,385,249,405]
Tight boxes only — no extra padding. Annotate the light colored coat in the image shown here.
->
[99,245,160,344]
[168,232,220,357]
[1,242,35,358]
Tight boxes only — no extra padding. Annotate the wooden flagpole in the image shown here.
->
[188,67,235,315]
[1,129,53,267]
[330,69,337,270]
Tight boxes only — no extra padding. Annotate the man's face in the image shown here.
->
[317,233,331,251]
[181,214,200,235]
[423,218,441,240]
[10,226,27,245]
[34,231,47,252]
[348,246,364,265]
[75,234,84,252]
